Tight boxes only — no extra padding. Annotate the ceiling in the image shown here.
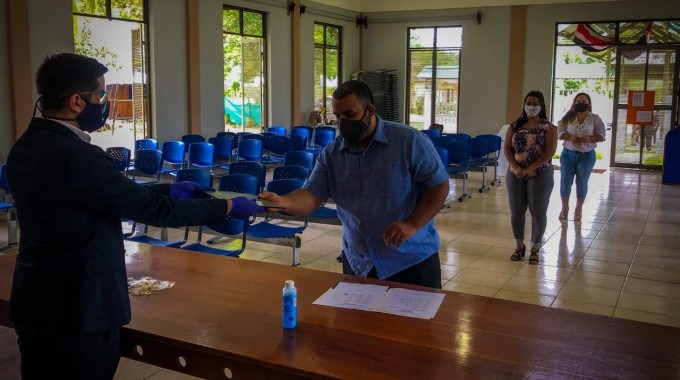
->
[312,0,630,13]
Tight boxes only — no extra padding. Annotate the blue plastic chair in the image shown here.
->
[441,141,471,201]
[291,126,313,146]
[422,129,442,140]
[267,126,287,136]
[187,142,215,172]
[289,134,308,151]
[262,135,292,164]
[476,134,502,185]
[247,179,308,266]
[105,147,131,175]
[273,165,310,181]
[159,141,185,175]
[130,149,163,185]
[126,168,213,247]
[229,161,266,192]
[182,173,256,257]
[208,136,233,170]
[135,138,158,151]
[181,134,205,153]
[308,128,336,153]
[468,138,490,193]
[445,133,471,142]
[237,139,263,162]
[283,151,314,172]
[0,165,17,251]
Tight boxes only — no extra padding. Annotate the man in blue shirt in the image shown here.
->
[260,80,449,288]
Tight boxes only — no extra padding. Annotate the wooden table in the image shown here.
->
[1,243,679,379]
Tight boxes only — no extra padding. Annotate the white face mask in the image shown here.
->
[524,105,541,117]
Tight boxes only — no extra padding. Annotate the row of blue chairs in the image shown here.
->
[124,168,309,266]
[430,134,502,202]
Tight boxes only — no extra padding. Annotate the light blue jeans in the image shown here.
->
[560,149,596,199]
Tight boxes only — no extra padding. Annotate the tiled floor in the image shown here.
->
[1,167,679,379]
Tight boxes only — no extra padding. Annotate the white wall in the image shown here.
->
[0,0,10,162]
[362,7,511,135]
[148,0,188,143]
[199,0,225,138]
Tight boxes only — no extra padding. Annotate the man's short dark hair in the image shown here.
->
[333,80,374,107]
[36,53,108,112]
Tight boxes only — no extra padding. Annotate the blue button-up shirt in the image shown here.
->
[304,116,449,279]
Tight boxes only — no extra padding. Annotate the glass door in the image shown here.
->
[611,46,679,168]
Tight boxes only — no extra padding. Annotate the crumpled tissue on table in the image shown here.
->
[127,276,175,296]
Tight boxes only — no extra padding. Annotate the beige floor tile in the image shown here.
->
[550,298,615,317]
[442,240,491,256]
[493,289,555,307]
[452,268,513,288]
[438,251,480,267]
[617,292,680,318]
[440,264,463,282]
[556,283,621,307]
[613,308,680,329]
[454,233,502,246]
[302,260,343,274]
[514,265,573,282]
[635,244,679,258]
[632,255,680,271]
[114,358,163,380]
[502,276,564,297]
[575,258,631,276]
[565,271,626,290]
[146,369,204,380]
[589,239,639,253]
[583,248,635,263]
[629,265,680,284]
[623,278,680,300]
[466,256,523,275]
[442,281,499,297]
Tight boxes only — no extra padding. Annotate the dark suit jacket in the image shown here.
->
[6,118,228,334]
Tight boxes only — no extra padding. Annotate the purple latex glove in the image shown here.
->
[229,197,264,219]
[169,181,211,199]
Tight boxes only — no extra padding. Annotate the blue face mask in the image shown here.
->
[76,98,110,133]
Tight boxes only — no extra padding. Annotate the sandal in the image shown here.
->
[510,245,526,261]
[574,208,582,222]
[559,209,568,221]
[528,250,540,265]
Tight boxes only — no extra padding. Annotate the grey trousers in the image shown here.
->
[506,166,554,250]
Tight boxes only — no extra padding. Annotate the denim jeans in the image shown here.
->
[560,149,596,198]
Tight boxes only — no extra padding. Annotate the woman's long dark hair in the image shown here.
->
[559,92,592,126]
[513,90,548,130]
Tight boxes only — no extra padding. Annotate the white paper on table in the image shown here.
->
[375,287,446,319]
[313,282,389,311]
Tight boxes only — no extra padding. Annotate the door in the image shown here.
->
[611,46,680,169]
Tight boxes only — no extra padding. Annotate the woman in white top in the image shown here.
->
[557,93,606,221]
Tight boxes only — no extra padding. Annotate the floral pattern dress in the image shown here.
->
[511,119,555,175]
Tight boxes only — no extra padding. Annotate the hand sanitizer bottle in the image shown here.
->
[282,280,297,329]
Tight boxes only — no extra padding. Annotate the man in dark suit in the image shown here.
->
[6,53,262,379]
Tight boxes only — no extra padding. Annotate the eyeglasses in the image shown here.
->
[77,89,108,105]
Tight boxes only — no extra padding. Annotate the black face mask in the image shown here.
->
[338,107,370,145]
[34,95,110,133]
[75,98,110,133]
[574,103,589,113]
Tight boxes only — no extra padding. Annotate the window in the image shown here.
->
[314,23,341,124]
[73,0,149,151]
[406,26,462,132]
[223,7,267,132]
